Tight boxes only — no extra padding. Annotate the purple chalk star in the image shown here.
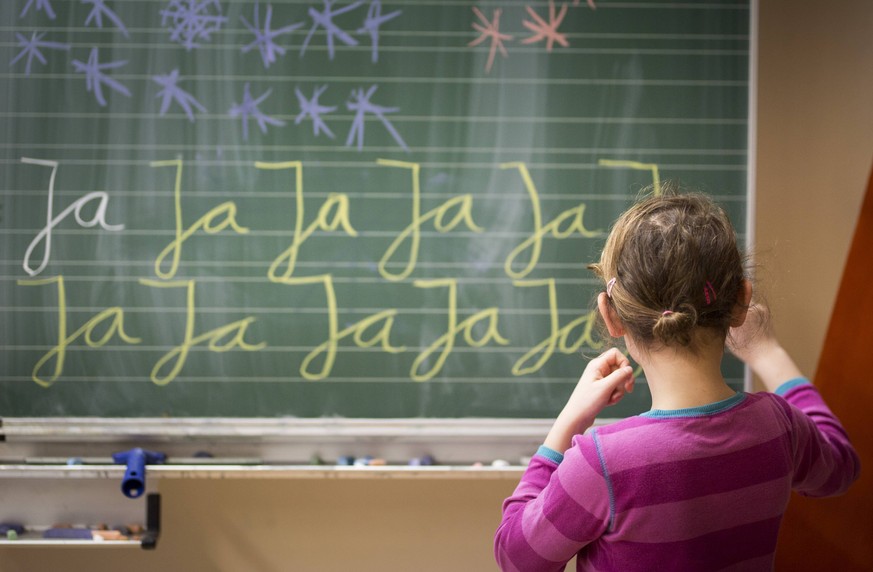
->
[153,69,207,122]
[10,31,70,75]
[229,83,286,141]
[82,0,130,37]
[20,0,56,20]
[300,0,362,60]
[358,1,401,63]
[346,85,407,151]
[71,47,131,107]
[241,2,304,68]
[294,85,337,139]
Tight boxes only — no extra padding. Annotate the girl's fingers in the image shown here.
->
[604,364,634,385]
[600,365,634,398]
[608,365,636,404]
[602,347,630,369]
[591,348,631,379]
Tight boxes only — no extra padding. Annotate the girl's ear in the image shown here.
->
[729,279,753,327]
[598,292,626,337]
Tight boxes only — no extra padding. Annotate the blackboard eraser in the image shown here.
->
[43,528,94,540]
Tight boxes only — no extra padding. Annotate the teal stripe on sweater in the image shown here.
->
[775,377,811,396]
[536,445,564,465]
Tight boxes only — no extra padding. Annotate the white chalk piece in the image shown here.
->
[491,459,511,467]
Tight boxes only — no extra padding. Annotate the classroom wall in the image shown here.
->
[756,2,873,570]
[754,0,873,380]
[2,2,871,571]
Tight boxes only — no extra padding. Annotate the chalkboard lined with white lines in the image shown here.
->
[0,0,750,418]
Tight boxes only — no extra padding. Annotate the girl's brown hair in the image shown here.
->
[589,186,746,350]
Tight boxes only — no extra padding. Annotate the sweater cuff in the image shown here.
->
[774,377,812,396]
[535,445,564,465]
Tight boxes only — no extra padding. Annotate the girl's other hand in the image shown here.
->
[728,303,803,392]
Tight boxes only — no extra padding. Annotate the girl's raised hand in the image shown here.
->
[728,303,803,392]
[544,348,636,452]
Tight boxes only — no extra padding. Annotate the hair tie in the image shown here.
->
[606,277,616,298]
[661,310,674,316]
[704,281,717,306]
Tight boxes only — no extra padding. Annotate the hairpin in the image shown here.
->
[704,281,717,306]
[606,277,616,298]
[661,310,674,316]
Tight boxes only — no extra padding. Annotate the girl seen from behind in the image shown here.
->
[494,190,860,571]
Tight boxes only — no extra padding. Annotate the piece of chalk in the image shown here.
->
[66,457,83,466]
[6,530,18,541]
[43,528,93,540]
[0,523,24,535]
[368,458,387,466]
[337,456,355,466]
[491,459,511,467]
[353,455,373,466]
[472,462,484,468]
[93,530,126,541]
[112,524,132,536]
[309,454,324,465]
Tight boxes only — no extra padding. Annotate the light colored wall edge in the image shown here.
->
[744,0,758,392]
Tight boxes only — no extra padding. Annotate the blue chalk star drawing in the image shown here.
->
[10,32,70,75]
[71,47,131,107]
[300,0,362,60]
[153,69,206,122]
[20,0,56,19]
[346,85,407,151]
[294,85,337,139]
[82,0,130,38]
[241,2,304,68]
[229,83,285,141]
[160,0,227,51]
[358,1,401,63]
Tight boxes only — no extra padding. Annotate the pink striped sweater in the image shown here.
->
[495,380,860,571]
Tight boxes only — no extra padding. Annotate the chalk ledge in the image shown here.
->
[0,463,525,480]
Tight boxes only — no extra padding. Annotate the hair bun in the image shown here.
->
[652,304,698,347]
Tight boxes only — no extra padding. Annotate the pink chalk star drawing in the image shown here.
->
[467,7,513,74]
[573,0,597,9]
[522,0,569,52]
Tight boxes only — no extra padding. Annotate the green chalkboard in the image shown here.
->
[0,0,751,418]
